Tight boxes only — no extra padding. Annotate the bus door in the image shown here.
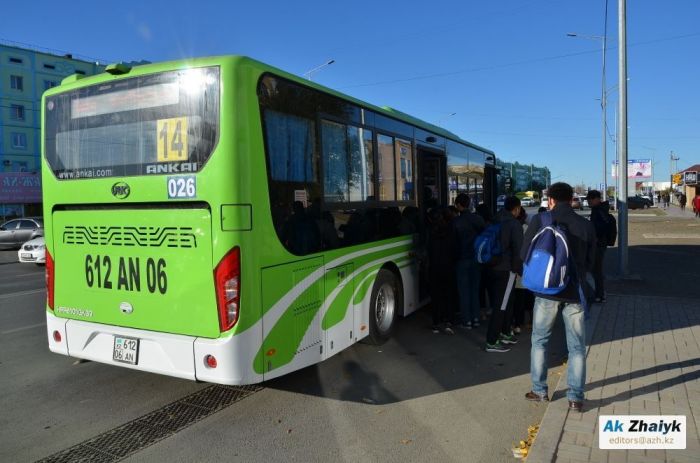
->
[417,150,446,303]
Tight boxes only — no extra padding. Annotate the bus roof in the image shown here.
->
[46,54,495,158]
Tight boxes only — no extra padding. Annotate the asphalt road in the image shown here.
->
[0,244,565,463]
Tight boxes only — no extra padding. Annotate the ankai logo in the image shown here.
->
[111,182,130,199]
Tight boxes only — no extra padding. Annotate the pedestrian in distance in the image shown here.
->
[680,193,687,211]
[521,182,596,412]
[587,190,615,303]
[693,193,700,218]
[453,193,486,329]
[484,196,524,352]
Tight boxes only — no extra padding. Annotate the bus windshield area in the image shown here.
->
[44,66,220,180]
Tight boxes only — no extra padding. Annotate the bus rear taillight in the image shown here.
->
[46,250,55,310]
[214,247,240,332]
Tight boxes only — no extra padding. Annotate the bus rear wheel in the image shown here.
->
[368,268,401,345]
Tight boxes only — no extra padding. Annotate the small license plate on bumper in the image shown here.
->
[113,336,139,365]
[21,253,33,259]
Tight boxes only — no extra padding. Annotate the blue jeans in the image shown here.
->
[456,259,480,323]
[530,297,587,402]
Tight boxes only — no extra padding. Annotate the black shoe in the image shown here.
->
[568,400,583,412]
[525,391,549,402]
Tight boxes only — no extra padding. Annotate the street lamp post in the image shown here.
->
[303,59,335,80]
[566,31,608,197]
[618,0,629,276]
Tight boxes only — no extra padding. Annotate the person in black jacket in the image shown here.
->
[587,190,610,302]
[521,182,596,412]
[426,207,457,334]
[485,196,523,352]
[453,194,486,328]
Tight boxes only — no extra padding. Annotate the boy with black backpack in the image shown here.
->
[520,182,596,412]
[587,190,616,303]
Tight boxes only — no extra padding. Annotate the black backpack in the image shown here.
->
[604,213,617,247]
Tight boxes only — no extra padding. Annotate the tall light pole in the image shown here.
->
[618,0,629,276]
[303,59,335,80]
[567,30,608,197]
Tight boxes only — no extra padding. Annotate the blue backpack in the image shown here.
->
[522,212,571,295]
[474,222,502,264]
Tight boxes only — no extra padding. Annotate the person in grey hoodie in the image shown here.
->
[485,196,524,352]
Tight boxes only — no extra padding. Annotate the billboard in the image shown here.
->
[0,172,42,203]
[684,171,698,185]
[611,159,652,178]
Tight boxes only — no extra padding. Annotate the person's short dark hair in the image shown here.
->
[455,193,471,209]
[586,190,602,201]
[538,206,547,213]
[548,182,574,202]
[475,203,492,222]
[504,196,521,211]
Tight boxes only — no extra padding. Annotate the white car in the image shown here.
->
[520,197,534,207]
[540,196,549,209]
[18,236,46,265]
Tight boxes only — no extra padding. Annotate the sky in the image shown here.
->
[3,0,699,187]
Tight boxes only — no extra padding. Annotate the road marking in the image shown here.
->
[8,271,46,278]
[1,322,45,335]
[642,233,700,239]
[0,288,45,300]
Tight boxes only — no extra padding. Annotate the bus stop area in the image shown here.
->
[1,206,699,463]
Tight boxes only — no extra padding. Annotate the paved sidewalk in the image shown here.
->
[662,204,697,220]
[527,295,700,463]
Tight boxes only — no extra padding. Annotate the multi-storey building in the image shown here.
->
[0,42,104,219]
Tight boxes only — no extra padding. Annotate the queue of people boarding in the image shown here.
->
[425,182,616,412]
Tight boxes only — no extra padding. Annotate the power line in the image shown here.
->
[340,30,700,90]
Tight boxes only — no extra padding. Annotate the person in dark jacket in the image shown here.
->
[453,194,486,328]
[521,182,596,412]
[587,190,610,302]
[426,207,457,334]
[485,196,523,352]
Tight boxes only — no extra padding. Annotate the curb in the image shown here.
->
[525,302,603,462]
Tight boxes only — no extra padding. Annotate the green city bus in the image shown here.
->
[43,56,496,385]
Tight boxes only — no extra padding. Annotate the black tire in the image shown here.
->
[367,268,402,345]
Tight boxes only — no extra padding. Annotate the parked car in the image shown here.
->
[0,217,44,249]
[572,196,584,210]
[627,196,652,210]
[496,195,506,209]
[18,236,46,265]
[582,198,589,208]
[540,195,549,209]
[520,197,535,207]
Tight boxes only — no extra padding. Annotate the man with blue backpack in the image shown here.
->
[520,182,596,412]
[482,196,524,353]
[453,193,486,329]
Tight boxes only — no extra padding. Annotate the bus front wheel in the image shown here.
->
[368,268,401,345]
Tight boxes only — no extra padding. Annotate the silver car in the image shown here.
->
[0,217,44,249]
[18,236,46,265]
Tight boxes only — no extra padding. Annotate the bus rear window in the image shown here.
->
[44,66,219,179]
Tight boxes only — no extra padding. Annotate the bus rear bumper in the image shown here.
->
[46,312,262,385]
[47,311,196,381]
